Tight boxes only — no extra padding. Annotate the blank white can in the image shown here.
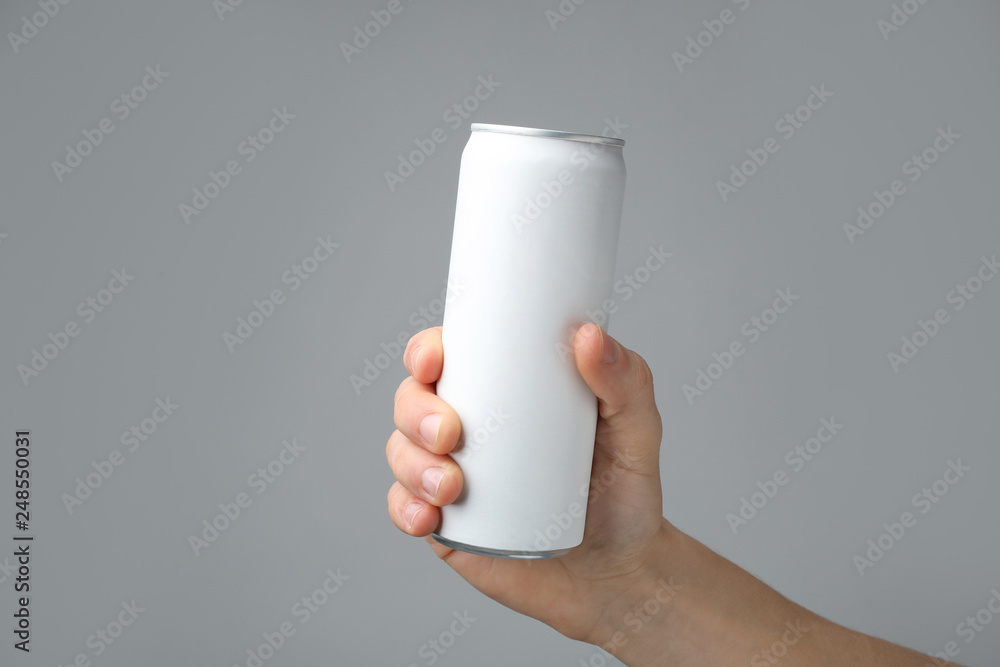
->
[432,123,627,559]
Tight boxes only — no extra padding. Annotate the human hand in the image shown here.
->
[385,323,669,645]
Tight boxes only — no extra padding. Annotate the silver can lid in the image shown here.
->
[471,123,625,147]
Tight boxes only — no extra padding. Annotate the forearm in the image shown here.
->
[597,519,953,667]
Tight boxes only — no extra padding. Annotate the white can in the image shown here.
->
[432,123,627,559]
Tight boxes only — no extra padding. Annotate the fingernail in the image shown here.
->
[602,330,619,364]
[411,345,422,369]
[420,413,442,447]
[405,501,423,529]
[422,467,445,499]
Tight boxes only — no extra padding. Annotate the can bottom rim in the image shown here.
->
[430,533,573,560]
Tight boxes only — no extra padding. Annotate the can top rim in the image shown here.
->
[470,123,625,147]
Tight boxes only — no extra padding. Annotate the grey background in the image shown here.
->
[1,0,998,665]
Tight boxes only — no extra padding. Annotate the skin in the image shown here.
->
[386,324,960,666]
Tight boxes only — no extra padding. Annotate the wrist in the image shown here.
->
[586,520,712,666]
[591,520,687,666]
[588,519,938,667]
[595,519,820,667]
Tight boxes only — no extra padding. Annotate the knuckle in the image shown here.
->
[393,376,413,407]
[393,383,415,427]
[409,344,422,373]
[403,336,420,371]
[386,431,408,474]
[632,354,655,391]
[385,431,398,466]
[387,482,403,512]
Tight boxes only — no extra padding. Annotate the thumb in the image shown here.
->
[573,323,663,479]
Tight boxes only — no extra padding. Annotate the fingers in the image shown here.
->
[388,326,463,537]
[385,429,464,506]
[387,481,440,536]
[403,326,443,385]
[395,327,457,455]
[385,427,465,537]
[573,323,663,477]
[393,374,462,456]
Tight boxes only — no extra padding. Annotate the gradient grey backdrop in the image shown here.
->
[2,1,999,665]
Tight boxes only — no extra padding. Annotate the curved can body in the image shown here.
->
[432,123,626,559]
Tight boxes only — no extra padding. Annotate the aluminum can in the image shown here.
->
[432,123,626,559]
